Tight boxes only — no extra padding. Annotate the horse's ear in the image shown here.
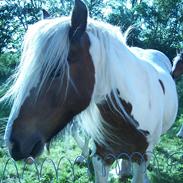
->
[42,9,50,19]
[69,0,88,41]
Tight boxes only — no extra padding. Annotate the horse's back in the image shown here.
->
[130,47,172,73]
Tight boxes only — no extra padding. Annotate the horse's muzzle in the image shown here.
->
[8,134,44,161]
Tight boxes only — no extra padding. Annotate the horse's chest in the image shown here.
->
[95,95,149,164]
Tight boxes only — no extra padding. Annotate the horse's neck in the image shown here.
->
[90,42,146,104]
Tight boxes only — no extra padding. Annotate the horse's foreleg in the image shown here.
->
[82,136,90,156]
[177,125,183,138]
[71,124,90,162]
[92,154,110,183]
[120,159,132,179]
[110,159,132,180]
[131,162,150,183]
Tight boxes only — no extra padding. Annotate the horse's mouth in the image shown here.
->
[31,140,44,157]
[30,140,44,157]
[10,139,45,163]
[24,141,44,164]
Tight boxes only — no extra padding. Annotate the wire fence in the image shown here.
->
[0,150,183,183]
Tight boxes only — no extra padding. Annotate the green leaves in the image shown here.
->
[0,53,19,80]
[106,0,183,59]
[0,0,182,57]
[0,1,40,53]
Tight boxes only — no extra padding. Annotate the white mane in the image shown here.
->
[76,20,145,145]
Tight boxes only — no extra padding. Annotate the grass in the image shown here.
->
[0,120,183,183]
[0,137,92,183]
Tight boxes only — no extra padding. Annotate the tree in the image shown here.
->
[106,0,183,59]
[0,0,182,58]
[0,0,41,53]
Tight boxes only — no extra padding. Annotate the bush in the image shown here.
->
[0,52,19,83]
[0,52,19,141]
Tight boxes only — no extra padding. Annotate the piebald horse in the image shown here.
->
[1,0,178,182]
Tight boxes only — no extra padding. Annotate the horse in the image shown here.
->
[172,51,183,138]
[1,0,178,182]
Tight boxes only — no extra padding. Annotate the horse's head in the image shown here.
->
[5,0,95,161]
[172,51,183,79]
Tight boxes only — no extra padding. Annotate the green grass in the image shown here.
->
[0,122,183,183]
[0,138,92,183]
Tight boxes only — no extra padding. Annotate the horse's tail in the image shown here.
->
[172,51,183,79]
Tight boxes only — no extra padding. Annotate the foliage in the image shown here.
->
[0,53,19,140]
[0,53,19,81]
[0,0,41,53]
[106,0,183,59]
[175,76,183,115]
[0,0,182,57]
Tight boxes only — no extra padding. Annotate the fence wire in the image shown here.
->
[0,150,183,183]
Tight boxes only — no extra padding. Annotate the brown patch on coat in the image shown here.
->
[95,90,149,165]
[159,79,165,94]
